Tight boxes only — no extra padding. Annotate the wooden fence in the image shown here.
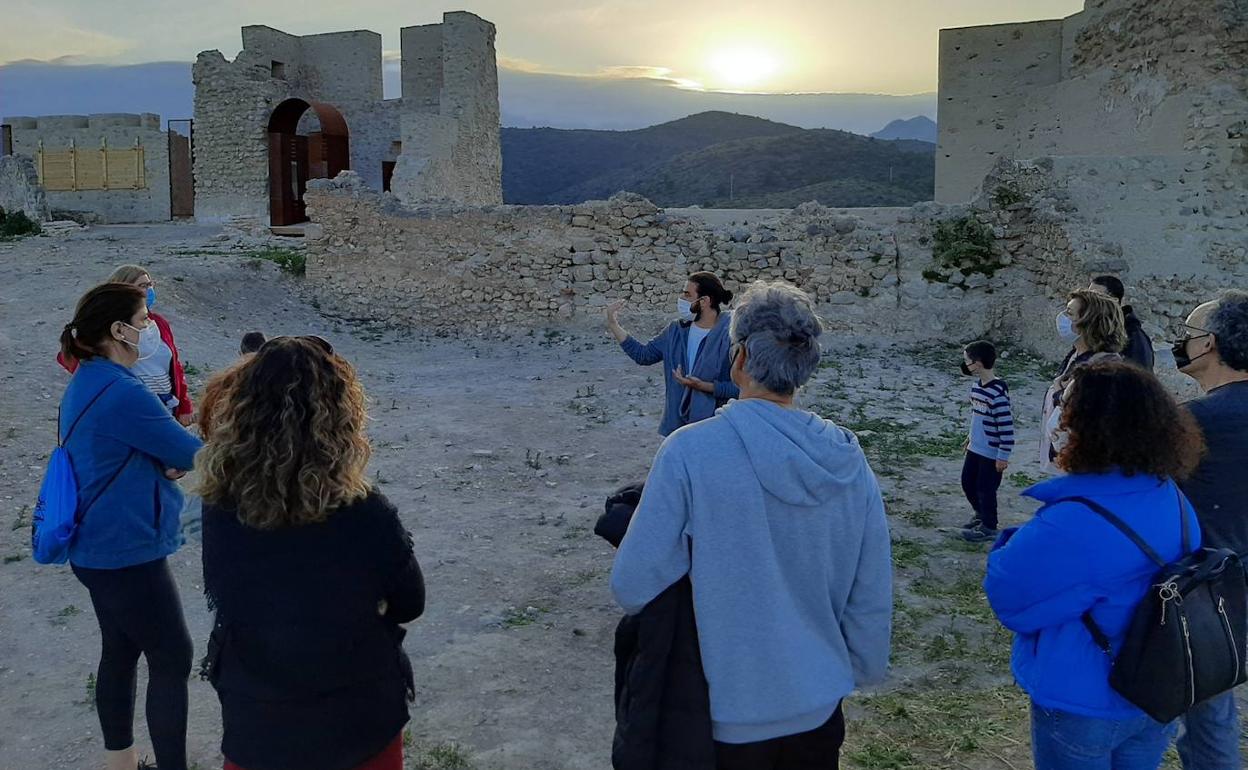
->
[35,139,147,191]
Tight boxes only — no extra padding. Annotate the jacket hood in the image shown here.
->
[719,399,866,506]
[1022,469,1167,504]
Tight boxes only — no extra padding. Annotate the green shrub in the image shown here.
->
[933,216,994,267]
[0,209,41,239]
[991,184,1025,208]
[250,247,306,276]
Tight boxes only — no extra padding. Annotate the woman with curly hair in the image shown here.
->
[1041,289,1129,467]
[197,336,425,770]
[986,361,1206,770]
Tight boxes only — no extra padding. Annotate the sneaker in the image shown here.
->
[959,524,999,543]
[960,516,982,530]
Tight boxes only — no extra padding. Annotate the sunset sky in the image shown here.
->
[5,0,1085,94]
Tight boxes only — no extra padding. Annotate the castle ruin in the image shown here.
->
[191,11,501,226]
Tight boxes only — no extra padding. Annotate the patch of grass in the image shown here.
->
[890,537,927,570]
[911,573,993,622]
[249,246,306,275]
[82,673,97,708]
[501,605,547,628]
[893,505,937,529]
[3,554,24,564]
[1009,471,1043,489]
[181,361,201,378]
[924,215,1004,286]
[12,505,30,532]
[995,346,1053,383]
[57,605,81,618]
[846,683,1030,769]
[847,416,965,471]
[410,742,474,770]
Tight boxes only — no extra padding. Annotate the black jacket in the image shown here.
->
[201,490,424,770]
[1122,306,1155,371]
[597,484,715,770]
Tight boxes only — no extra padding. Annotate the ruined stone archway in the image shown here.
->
[266,98,350,226]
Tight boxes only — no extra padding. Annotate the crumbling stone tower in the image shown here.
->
[192,11,501,225]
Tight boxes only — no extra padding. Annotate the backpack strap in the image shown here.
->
[75,450,137,525]
[1057,495,1169,656]
[59,380,120,447]
[1060,496,1166,567]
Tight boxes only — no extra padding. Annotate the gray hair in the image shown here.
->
[1209,289,1248,372]
[730,281,823,395]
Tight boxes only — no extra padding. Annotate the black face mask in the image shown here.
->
[960,361,974,376]
[1171,333,1212,370]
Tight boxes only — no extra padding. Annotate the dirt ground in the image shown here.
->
[0,224,1237,769]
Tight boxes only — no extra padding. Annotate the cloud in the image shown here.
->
[0,5,135,65]
[0,58,935,135]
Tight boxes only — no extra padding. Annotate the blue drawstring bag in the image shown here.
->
[32,381,119,564]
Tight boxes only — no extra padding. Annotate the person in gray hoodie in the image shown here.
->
[610,280,893,769]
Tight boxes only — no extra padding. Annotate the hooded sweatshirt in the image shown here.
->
[610,398,892,744]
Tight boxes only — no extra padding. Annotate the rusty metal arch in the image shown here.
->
[267,98,350,226]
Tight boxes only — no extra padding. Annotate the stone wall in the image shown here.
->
[936,0,1248,204]
[0,155,50,221]
[302,175,1007,341]
[303,168,1243,360]
[2,114,171,223]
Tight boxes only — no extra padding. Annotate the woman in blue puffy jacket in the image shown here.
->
[985,361,1206,770]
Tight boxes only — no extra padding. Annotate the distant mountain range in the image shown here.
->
[871,115,938,143]
[502,111,934,208]
[0,59,935,134]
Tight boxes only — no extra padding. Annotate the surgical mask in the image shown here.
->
[117,322,150,352]
[1056,311,1079,343]
[677,297,695,321]
[136,322,161,361]
[1171,332,1213,370]
[146,287,157,308]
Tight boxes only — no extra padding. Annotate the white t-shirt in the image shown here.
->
[133,322,174,403]
[686,325,711,372]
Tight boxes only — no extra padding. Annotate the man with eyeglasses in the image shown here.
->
[1172,289,1248,770]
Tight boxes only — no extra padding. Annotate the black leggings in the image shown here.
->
[72,557,193,770]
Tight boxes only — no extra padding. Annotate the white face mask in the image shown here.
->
[136,322,161,361]
[117,322,152,356]
[677,297,696,321]
[1056,311,1079,343]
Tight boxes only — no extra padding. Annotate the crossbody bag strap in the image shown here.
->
[1057,495,1167,656]
[75,450,137,526]
[1176,488,1192,554]
[60,380,120,447]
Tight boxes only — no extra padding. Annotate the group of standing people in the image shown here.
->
[44,260,1248,770]
[53,272,423,770]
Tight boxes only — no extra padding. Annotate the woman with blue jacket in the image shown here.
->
[985,361,1206,770]
[606,272,739,436]
[57,283,203,770]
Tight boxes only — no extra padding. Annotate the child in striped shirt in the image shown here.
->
[959,340,1014,542]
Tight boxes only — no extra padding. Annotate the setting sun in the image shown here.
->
[706,45,781,90]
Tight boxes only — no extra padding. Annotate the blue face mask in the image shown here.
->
[146,287,157,308]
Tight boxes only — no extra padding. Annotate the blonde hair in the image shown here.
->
[195,337,372,529]
[1071,289,1127,354]
[108,264,150,285]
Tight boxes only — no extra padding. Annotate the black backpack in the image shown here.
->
[1063,493,1248,723]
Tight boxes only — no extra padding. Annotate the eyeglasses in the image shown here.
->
[1173,324,1214,344]
[258,335,334,355]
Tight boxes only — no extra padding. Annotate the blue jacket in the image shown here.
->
[985,471,1200,719]
[621,311,739,436]
[60,358,203,569]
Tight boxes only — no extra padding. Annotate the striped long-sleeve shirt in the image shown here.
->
[969,378,1015,461]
